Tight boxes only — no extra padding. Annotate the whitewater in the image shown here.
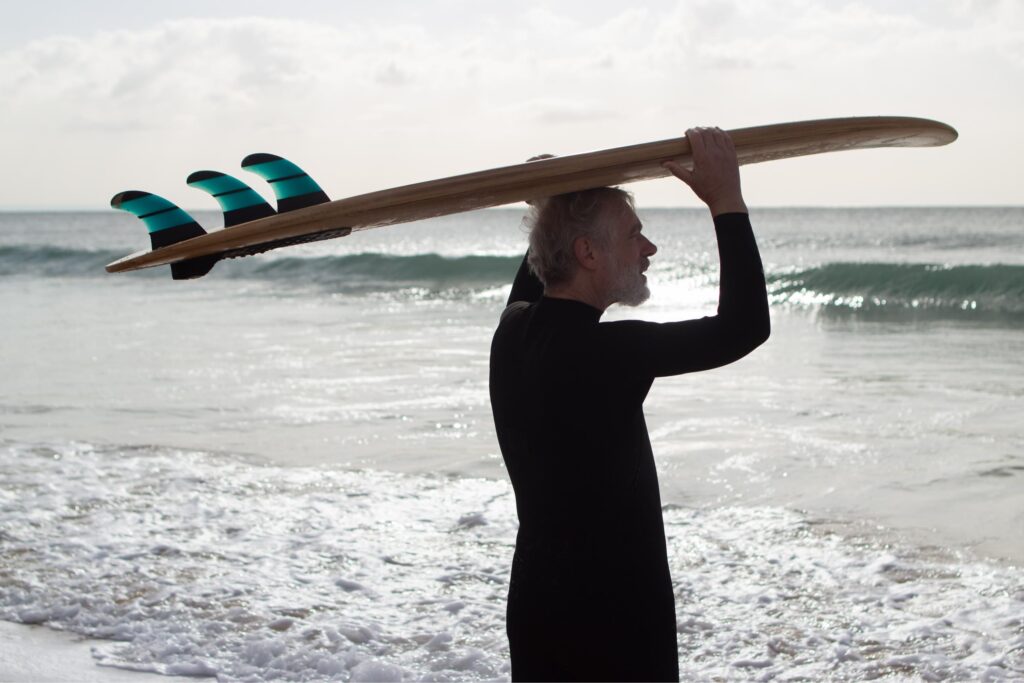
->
[1,206,1022,681]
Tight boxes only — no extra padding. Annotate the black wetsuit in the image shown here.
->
[489,212,769,682]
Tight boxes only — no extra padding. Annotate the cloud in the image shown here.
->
[951,0,1024,67]
[0,4,1020,207]
[513,99,616,125]
[0,18,455,132]
[375,62,414,87]
[649,1,928,71]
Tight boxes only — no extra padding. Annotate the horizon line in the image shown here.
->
[1,204,1022,213]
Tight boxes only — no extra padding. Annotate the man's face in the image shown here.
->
[600,201,657,307]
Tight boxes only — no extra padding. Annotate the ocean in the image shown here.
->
[1,206,1022,681]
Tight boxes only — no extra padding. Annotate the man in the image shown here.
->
[489,127,770,681]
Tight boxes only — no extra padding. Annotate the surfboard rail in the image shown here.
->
[106,116,957,276]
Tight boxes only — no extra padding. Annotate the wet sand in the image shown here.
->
[0,620,209,683]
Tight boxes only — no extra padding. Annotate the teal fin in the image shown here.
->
[110,190,217,280]
[241,153,330,212]
[186,170,276,227]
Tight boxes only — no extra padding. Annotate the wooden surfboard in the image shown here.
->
[106,116,957,277]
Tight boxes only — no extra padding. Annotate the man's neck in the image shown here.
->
[544,279,610,312]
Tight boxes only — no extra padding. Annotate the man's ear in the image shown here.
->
[573,236,600,272]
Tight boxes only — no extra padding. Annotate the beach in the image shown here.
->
[0,620,209,682]
[1,207,1022,680]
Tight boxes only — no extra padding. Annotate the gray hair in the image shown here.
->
[525,187,634,288]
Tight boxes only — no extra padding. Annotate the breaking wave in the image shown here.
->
[768,262,1024,318]
[4,244,1023,319]
[0,245,134,278]
[233,252,523,288]
[0,245,521,288]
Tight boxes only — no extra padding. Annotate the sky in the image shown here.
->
[1,0,1021,209]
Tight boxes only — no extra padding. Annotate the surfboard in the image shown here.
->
[106,116,957,279]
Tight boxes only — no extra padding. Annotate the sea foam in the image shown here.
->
[1,441,1021,681]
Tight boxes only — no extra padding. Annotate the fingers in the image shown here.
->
[689,126,734,160]
[687,127,708,160]
[661,160,694,187]
[663,127,715,185]
[666,125,745,214]
[666,127,725,175]
[662,127,710,186]
[685,126,738,168]
[710,127,736,157]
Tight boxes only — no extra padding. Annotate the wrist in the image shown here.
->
[708,197,748,216]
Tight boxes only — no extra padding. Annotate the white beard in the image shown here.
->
[609,263,650,307]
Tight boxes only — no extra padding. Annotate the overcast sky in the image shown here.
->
[1,0,1021,209]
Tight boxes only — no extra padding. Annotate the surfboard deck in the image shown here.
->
[106,116,957,275]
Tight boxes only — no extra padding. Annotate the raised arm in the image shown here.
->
[505,153,556,307]
[506,251,544,307]
[599,211,769,378]
[666,127,768,347]
[710,212,771,346]
[599,127,769,377]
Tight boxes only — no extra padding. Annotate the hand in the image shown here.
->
[663,127,747,216]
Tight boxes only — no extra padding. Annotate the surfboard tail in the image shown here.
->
[110,154,331,279]
[110,190,218,280]
[241,153,330,212]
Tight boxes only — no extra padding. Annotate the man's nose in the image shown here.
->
[643,237,658,256]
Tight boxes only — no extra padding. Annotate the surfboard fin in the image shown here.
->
[110,190,218,280]
[186,170,277,227]
[241,153,330,212]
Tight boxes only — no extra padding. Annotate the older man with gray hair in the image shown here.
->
[489,127,770,681]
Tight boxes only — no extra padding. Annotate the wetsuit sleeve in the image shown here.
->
[600,212,770,377]
[506,251,545,306]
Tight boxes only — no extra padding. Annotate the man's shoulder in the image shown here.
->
[491,302,535,365]
[499,300,532,324]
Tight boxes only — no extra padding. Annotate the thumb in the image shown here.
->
[662,160,694,188]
